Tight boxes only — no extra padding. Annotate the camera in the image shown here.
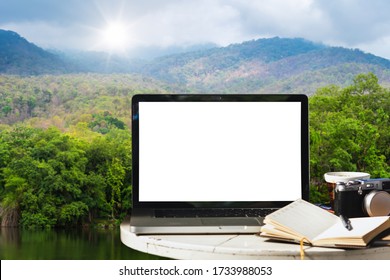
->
[334,178,390,218]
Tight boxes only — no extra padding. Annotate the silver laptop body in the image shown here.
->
[129,94,309,234]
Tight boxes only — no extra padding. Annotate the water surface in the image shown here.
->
[0,227,165,260]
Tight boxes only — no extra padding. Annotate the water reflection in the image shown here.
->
[0,227,164,260]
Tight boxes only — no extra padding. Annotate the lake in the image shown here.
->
[0,227,165,260]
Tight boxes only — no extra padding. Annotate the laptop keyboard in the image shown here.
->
[155,208,277,218]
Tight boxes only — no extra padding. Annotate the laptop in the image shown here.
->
[129,94,309,234]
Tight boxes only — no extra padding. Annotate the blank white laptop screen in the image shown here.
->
[138,102,302,202]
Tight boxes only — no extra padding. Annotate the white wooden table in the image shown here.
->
[120,219,390,260]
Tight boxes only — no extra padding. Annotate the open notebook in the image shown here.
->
[260,199,390,248]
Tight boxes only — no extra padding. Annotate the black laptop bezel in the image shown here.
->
[132,94,309,209]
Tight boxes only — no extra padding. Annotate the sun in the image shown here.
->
[101,21,129,53]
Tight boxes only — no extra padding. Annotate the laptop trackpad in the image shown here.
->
[201,217,262,226]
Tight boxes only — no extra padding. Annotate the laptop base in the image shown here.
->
[129,211,263,235]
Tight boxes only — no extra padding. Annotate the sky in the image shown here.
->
[1,0,390,59]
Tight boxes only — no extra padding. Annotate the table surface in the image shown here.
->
[120,219,390,260]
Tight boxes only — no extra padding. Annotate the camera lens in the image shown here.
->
[363,191,390,216]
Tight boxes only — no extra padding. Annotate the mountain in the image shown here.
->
[0,30,73,75]
[132,37,390,95]
[1,29,390,95]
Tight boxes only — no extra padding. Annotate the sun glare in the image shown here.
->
[101,21,129,52]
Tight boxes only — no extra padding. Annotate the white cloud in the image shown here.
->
[1,0,390,59]
[0,21,94,51]
[224,0,332,41]
[129,0,243,47]
[313,0,390,44]
[355,36,390,59]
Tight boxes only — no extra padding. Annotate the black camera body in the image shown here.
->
[334,178,390,218]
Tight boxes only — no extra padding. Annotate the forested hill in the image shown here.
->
[0,30,74,75]
[2,29,390,94]
[134,37,390,94]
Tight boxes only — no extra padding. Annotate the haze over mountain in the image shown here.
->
[0,30,74,75]
[1,29,390,95]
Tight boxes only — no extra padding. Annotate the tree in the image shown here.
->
[309,73,390,203]
[1,127,89,227]
[346,72,381,95]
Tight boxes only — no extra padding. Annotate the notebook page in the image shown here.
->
[313,216,390,242]
[260,224,303,241]
[265,199,338,240]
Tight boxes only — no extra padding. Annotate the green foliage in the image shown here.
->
[59,201,88,225]
[0,126,132,228]
[1,71,389,225]
[309,73,390,203]
[0,74,175,127]
[88,111,125,134]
